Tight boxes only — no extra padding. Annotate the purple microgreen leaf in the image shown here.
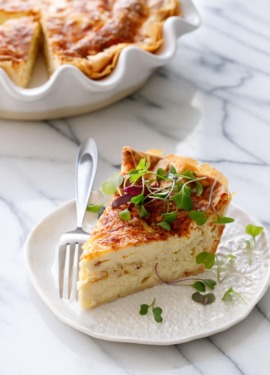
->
[122,185,143,196]
[112,194,133,208]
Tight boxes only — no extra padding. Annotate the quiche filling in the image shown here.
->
[78,147,231,309]
[0,0,181,86]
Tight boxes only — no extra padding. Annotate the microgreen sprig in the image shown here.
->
[245,224,264,265]
[222,287,246,303]
[102,159,235,230]
[207,173,234,225]
[192,292,216,305]
[196,251,236,283]
[102,172,123,195]
[154,263,216,291]
[87,204,104,213]
[139,298,163,323]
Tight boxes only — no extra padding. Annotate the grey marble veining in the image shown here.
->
[1,0,270,374]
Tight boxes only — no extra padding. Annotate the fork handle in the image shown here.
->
[75,138,98,229]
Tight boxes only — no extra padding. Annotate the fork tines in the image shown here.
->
[58,242,82,300]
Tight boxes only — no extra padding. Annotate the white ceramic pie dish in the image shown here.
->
[0,0,201,121]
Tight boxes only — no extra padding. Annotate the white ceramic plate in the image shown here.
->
[0,0,201,120]
[24,201,270,345]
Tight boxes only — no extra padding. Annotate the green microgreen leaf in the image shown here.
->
[119,209,131,221]
[196,252,215,269]
[192,292,216,305]
[224,254,236,262]
[222,287,246,303]
[189,210,207,226]
[181,170,195,179]
[161,211,177,224]
[102,172,123,195]
[213,216,235,224]
[139,299,163,323]
[203,279,217,289]
[157,221,171,231]
[195,182,203,196]
[152,192,169,198]
[192,281,206,292]
[131,193,145,205]
[216,253,236,283]
[138,204,150,218]
[168,164,177,177]
[173,186,192,211]
[244,224,263,265]
[246,224,264,239]
[139,304,149,315]
[156,168,168,183]
[87,204,104,213]
[152,307,163,323]
[192,279,216,292]
[136,158,150,171]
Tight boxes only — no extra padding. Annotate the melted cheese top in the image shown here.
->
[42,0,180,57]
[0,17,37,62]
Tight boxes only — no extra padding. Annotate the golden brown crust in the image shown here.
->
[0,0,181,85]
[82,147,230,260]
[41,0,181,79]
[0,17,37,60]
[121,146,228,188]
[0,0,42,23]
[0,16,41,88]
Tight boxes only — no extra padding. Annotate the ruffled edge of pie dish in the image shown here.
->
[0,0,201,117]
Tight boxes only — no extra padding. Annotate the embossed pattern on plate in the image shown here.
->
[24,202,270,345]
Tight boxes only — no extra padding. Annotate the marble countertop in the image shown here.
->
[1,0,270,373]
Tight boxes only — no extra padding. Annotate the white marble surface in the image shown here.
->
[1,0,270,373]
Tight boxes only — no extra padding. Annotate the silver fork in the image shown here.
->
[58,137,98,299]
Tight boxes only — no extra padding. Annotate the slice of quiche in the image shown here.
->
[0,17,41,87]
[78,147,231,309]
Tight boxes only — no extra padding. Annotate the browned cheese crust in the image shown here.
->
[0,0,41,22]
[41,0,181,79]
[0,17,41,86]
[0,0,181,85]
[82,147,230,260]
[0,17,36,60]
